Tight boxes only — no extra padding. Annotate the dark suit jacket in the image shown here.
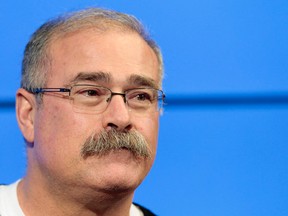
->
[134,203,156,216]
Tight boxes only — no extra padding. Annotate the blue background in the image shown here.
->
[1,1,288,215]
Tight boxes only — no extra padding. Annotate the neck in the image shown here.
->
[17,177,135,216]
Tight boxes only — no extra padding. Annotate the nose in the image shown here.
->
[102,93,132,131]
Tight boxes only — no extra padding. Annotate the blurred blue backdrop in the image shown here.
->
[1,1,287,215]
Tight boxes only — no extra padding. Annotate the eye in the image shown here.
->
[74,86,107,97]
[85,89,99,96]
[78,89,99,97]
[136,93,152,101]
[127,90,154,103]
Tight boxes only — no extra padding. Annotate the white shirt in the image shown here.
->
[0,180,143,216]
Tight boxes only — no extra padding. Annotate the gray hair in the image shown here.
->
[21,8,163,92]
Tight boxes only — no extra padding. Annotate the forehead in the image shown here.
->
[46,29,160,88]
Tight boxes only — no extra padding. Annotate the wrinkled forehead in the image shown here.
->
[45,29,161,88]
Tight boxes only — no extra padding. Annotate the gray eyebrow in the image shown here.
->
[68,71,110,86]
[66,71,158,89]
[128,74,158,89]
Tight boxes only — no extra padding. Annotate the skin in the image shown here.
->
[16,28,160,216]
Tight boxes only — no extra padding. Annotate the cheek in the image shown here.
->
[33,102,88,164]
[36,105,71,140]
[134,114,159,152]
[36,105,104,151]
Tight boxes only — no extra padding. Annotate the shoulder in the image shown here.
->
[133,203,157,216]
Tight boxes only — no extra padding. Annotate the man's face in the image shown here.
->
[30,29,160,192]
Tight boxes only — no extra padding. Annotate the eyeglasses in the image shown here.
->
[25,84,165,115]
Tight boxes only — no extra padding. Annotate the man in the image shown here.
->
[0,8,165,216]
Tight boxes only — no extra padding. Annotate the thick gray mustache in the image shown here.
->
[81,129,151,159]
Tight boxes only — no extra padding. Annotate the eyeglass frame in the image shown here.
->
[24,84,166,114]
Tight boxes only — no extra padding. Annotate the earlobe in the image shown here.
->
[16,88,36,145]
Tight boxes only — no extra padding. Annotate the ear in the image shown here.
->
[16,88,37,145]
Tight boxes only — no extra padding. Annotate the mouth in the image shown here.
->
[107,147,148,161]
[113,147,135,155]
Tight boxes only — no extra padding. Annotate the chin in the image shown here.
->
[99,180,139,195]
[92,169,145,195]
[83,152,152,194]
